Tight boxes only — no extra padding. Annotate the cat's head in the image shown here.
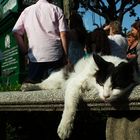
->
[93,54,138,102]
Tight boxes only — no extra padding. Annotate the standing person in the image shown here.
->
[126,31,138,60]
[104,20,127,59]
[86,27,111,55]
[68,12,87,65]
[12,0,69,83]
[131,20,140,70]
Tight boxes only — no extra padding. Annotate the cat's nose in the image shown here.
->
[104,94,110,99]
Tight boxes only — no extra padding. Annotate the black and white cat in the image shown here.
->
[21,54,138,140]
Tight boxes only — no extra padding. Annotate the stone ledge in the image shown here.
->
[0,85,140,111]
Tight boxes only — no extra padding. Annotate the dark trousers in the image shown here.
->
[26,57,64,83]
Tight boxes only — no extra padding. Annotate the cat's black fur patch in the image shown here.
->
[93,53,136,89]
[93,54,114,86]
[111,62,135,89]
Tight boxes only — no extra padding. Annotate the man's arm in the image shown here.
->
[60,31,69,57]
[13,32,28,55]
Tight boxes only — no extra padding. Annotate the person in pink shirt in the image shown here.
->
[12,0,69,83]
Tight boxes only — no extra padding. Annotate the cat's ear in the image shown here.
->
[93,53,113,70]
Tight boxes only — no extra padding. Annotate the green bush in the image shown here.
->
[0,83,21,91]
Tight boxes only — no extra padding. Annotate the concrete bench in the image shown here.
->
[0,85,140,139]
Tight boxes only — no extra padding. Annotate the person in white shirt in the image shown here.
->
[104,20,127,59]
[12,0,69,83]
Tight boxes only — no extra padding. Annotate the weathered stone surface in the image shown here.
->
[0,85,139,140]
[106,116,140,140]
[0,84,140,111]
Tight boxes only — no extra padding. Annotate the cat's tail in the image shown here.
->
[20,65,74,92]
[21,83,43,92]
[21,68,67,92]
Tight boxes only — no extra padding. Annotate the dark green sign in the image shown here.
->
[0,0,25,85]
[0,13,25,85]
[0,0,18,19]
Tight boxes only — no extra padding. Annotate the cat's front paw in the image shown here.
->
[57,119,73,140]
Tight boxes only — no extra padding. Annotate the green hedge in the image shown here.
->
[0,83,21,91]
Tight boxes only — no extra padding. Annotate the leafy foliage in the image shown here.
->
[0,83,21,91]
[72,0,140,24]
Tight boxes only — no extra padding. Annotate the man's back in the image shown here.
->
[24,1,63,39]
[13,0,68,62]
